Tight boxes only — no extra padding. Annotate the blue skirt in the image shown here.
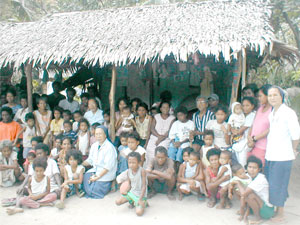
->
[83,173,112,199]
[264,160,292,207]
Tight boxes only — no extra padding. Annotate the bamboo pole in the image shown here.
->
[109,65,117,142]
[25,63,33,112]
[230,51,242,106]
[241,48,247,88]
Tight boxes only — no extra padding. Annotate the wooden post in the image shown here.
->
[241,48,247,88]
[230,51,242,106]
[25,63,33,112]
[109,65,117,142]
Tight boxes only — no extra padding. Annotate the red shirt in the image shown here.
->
[0,121,22,142]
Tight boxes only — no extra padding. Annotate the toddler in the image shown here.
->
[72,111,83,132]
[200,130,215,168]
[62,120,77,144]
[116,106,136,134]
[228,102,245,144]
[50,135,63,161]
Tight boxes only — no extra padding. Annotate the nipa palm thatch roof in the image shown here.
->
[0,0,274,69]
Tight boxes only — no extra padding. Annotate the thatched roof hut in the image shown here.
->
[0,0,275,69]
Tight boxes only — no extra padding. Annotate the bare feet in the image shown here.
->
[225,201,232,209]
[6,207,24,215]
[216,203,225,209]
[207,198,216,208]
[167,192,176,201]
[178,192,183,201]
[55,201,65,209]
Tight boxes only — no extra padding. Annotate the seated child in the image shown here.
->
[146,146,176,200]
[50,135,63,161]
[58,137,73,176]
[79,93,89,114]
[116,106,136,134]
[177,150,207,200]
[228,102,245,144]
[0,140,23,187]
[24,151,36,174]
[76,118,90,159]
[22,136,44,170]
[200,130,215,168]
[90,122,100,146]
[72,111,83,132]
[62,120,77,144]
[14,112,37,159]
[118,131,129,153]
[206,105,230,149]
[168,106,195,167]
[50,106,64,139]
[228,163,252,221]
[236,156,274,223]
[116,152,148,216]
[215,150,232,209]
[13,94,29,126]
[62,110,72,122]
[55,150,85,209]
[6,158,56,215]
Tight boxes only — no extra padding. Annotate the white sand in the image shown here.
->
[1,158,300,225]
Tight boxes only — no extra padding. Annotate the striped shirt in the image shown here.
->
[193,109,215,140]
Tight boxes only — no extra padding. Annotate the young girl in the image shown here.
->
[0,140,23,187]
[116,152,148,216]
[14,94,29,126]
[58,137,73,176]
[72,111,82,132]
[200,130,215,168]
[6,158,56,215]
[76,118,90,159]
[228,102,245,144]
[33,98,52,139]
[24,151,36,174]
[14,112,37,159]
[177,151,207,200]
[135,103,152,147]
[205,105,230,149]
[50,106,64,140]
[215,150,232,209]
[232,97,257,167]
[50,135,62,161]
[116,106,136,135]
[55,150,85,209]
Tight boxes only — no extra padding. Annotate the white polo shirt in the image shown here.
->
[266,104,300,161]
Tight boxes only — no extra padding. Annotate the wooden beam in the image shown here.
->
[109,65,117,142]
[230,52,242,105]
[241,48,247,89]
[25,63,33,112]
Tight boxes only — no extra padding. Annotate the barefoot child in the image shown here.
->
[58,137,73,176]
[6,158,56,215]
[215,150,232,209]
[56,150,85,209]
[76,118,90,159]
[228,163,252,220]
[177,151,207,200]
[116,152,148,216]
[228,102,245,144]
[200,130,215,168]
[236,156,274,224]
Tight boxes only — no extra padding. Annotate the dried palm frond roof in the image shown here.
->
[0,0,275,69]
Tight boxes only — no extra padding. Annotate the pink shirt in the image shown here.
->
[250,105,272,149]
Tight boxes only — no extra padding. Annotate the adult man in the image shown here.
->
[47,81,65,110]
[58,87,79,113]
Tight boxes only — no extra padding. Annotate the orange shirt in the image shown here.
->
[0,121,22,142]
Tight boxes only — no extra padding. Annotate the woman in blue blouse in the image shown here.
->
[82,126,117,199]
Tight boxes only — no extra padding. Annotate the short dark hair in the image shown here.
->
[63,110,72,116]
[204,129,214,139]
[232,163,243,174]
[159,101,171,112]
[55,134,63,141]
[182,147,193,155]
[242,96,258,109]
[246,156,262,169]
[136,102,149,112]
[25,112,35,122]
[242,83,259,96]
[214,105,228,114]
[103,109,110,116]
[119,131,129,139]
[155,146,168,156]
[221,150,232,158]
[33,157,48,170]
[20,94,27,100]
[53,106,63,115]
[131,98,142,105]
[175,106,188,115]
[31,136,43,144]
[6,89,17,97]
[127,131,140,142]
[27,151,36,159]
[117,97,129,110]
[1,106,13,116]
[259,84,272,96]
[35,143,50,155]
[66,87,76,95]
[65,150,83,165]
[206,148,221,161]
[190,151,200,160]
[128,151,141,162]
[80,93,90,99]
[73,110,82,116]
[62,136,73,145]
[88,98,100,109]
[160,90,172,102]
[79,118,90,128]
[63,120,72,126]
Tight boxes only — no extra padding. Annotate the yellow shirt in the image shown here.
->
[50,118,64,136]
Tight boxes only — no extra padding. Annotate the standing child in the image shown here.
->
[200,130,215,168]
[72,111,83,132]
[50,106,64,139]
[116,152,148,216]
[55,150,85,209]
[24,151,36,174]
[58,137,73,176]
[177,151,207,200]
[135,103,152,147]
[6,158,56,215]
[76,118,90,160]
[215,150,232,209]
[50,135,63,161]
[14,112,37,159]
[206,105,230,149]
[0,140,23,187]
[228,102,245,144]
[168,106,195,167]
[62,120,77,144]
[14,94,29,126]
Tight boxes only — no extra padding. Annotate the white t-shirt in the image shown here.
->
[65,164,85,180]
[206,120,229,148]
[58,99,80,113]
[122,146,146,157]
[50,148,59,158]
[23,126,36,148]
[29,158,59,192]
[218,164,232,187]
[169,120,195,142]
[248,173,272,207]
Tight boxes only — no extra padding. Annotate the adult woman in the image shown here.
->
[2,89,22,115]
[84,98,104,126]
[191,96,215,151]
[0,107,22,143]
[265,86,300,223]
[82,126,117,199]
[33,98,52,138]
[232,97,256,167]
[247,84,272,165]
[146,101,175,164]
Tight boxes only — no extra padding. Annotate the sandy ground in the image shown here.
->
[1,158,300,225]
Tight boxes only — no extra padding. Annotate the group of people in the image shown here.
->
[0,82,299,223]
